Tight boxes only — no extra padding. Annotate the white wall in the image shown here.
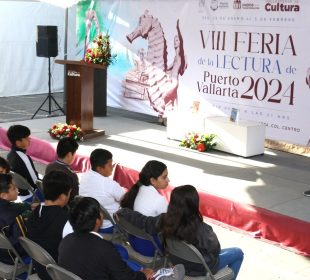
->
[0,1,76,97]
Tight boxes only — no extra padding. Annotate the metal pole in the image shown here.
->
[63,7,69,114]
[48,57,51,114]
[64,7,68,60]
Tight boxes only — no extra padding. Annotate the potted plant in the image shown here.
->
[180,132,217,152]
[83,33,116,66]
[48,123,84,141]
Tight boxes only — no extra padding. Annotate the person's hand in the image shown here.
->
[141,268,154,280]
[30,202,40,210]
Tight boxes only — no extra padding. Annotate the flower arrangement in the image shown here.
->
[48,123,83,141]
[83,33,116,66]
[180,132,217,152]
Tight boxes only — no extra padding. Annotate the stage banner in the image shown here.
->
[76,0,310,147]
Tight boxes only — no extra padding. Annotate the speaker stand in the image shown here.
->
[32,57,64,119]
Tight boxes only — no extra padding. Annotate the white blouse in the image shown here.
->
[133,185,168,217]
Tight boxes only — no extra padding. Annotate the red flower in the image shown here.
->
[196,143,206,152]
[83,33,115,66]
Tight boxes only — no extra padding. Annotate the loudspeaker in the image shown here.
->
[36,26,58,58]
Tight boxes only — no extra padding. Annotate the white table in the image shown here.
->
[204,116,266,157]
[166,112,266,157]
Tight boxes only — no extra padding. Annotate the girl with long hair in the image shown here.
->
[117,185,244,279]
[120,160,169,256]
[120,160,169,216]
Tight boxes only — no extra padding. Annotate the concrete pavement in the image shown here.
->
[1,93,310,279]
[1,147,309,280]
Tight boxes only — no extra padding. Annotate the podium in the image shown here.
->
[55,60,106,138]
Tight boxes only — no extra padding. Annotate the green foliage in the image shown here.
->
[48,123,83,141]
[180,132,217,152]
[84,33,116,66]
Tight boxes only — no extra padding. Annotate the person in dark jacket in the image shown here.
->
[6,125,39,197]
[0,173,28,264]
[59,197,185,280]
[45,137,79,202]
[117,185,244,279]
[26,171,72,280]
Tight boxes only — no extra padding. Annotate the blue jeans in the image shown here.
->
[114,244,143,271]
[129,234,163,257]
[217,247,244,279]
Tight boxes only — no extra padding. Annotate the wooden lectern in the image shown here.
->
[55,60,106,138]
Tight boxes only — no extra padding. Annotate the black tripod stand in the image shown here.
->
[32,57,64,119]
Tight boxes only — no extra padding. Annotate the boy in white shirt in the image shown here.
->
[79,148,125,232]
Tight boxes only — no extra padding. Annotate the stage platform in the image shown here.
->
[1,109,310,258]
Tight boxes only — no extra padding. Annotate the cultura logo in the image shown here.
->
[265,1,300,12]
[233,0,242,9]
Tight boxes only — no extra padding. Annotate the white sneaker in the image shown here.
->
[152,264,185,280]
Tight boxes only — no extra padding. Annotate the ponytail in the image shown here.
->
[120,160,167,209]
[120,182,141,209]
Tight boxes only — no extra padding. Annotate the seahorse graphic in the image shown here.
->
[123,10,187,117]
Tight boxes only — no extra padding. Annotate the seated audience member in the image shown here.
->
[45,137,79,202]
[117,185,244,280]
[59,197,185,280]
[120,160,169,256]
[6,125,40,198]
[0,156,10,174]
[121,160,169,216]
[79,148,125,232]
[0,173,28,264]
[26,171,72,280]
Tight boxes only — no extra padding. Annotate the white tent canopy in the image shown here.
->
[0,0,77,97]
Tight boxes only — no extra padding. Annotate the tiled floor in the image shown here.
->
[0,92,160,124]
[0,92,64,123]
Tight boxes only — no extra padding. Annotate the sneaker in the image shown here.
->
[152,264,185,280]
[304,190,310,197]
